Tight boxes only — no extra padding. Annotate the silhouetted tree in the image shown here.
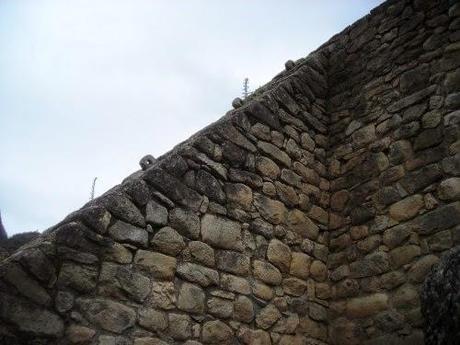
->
[242,78,251,99]
[90,177,98,200]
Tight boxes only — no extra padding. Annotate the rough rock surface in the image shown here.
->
[421,246,460,345]
[0,1,459,344]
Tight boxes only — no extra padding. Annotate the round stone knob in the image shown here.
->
[232,97,244,109]
[285,60,295,70]
[139,154,156,170]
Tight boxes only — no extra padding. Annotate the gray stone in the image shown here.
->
[78,298,136,334]
[253,260,282,285]
[246,101,281,130]
[151,226,185,256]
[254,193,288,225]
[196,169,226,203]
[267,239,292,272]
[0,293,64,337]
[145,200,168,226]
[408,255,440,283]
[134,250,176,279]
[225,183,253,211]
[442,153,460,175]
[188,241,215,267]
[233,295,254,323]
[168,313,192,340]
[18,247,56,284]
[207,297,233,318]
[177,282,205,313]
[257,141,291,167]
[250,123,271,141]
[55,291,74,313]
[421,247,460,345]
[144,166,203,210]
[287,209,318,240]
[150,281,176,310]
[99,191,145,227]
[108,220,148,247]
[169,208,201,240]
[250,218,274,239]
[352,124,376,147]
[57,262,98,292]
[2,262,51,306]
[202,320,234,344]
[201,214,243,251]
[412,202,460,235]
[350,251,390,278]
[388,85,436,113]
[176,262,219,287]
[256,304,282,329]
[438,178,460,201]
[300,133,315,151]
[390,245,421,268]
[256,156,280,179]
[138,308,168,332]
[220,273,251,294]
[216,250,250,275]
[428,230,453,251]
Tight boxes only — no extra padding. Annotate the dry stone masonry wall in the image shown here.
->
[323,0,459,344]
[0,0,459,344]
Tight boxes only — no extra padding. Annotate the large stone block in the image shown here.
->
[138,308,168,332]
[151,226,185,256]
[254,194,288,225]
[253,260,282,285]
[177,282,205,313]
[389,195,424,221]
[216,250,250,275]
[134,250,176,279]
[169,208,201,240]
[78,298,136,334]
[287,209,318,240]
[346,293,388,318]
[201,214,243,251]
[257,141,291,167]
[350,252,391,278]
[0,293,64,337]
[188,241,215,267]
[267,239,291,272]
[177,262,219,287]
[412,202,460,235]
[202,320,234,344]
[108,220,148,247]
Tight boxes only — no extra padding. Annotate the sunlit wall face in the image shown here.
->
[0,0,384,235]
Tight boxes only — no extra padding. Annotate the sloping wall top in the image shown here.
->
[1,0,459,344]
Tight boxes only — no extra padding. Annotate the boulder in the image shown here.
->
[421,246,460,345]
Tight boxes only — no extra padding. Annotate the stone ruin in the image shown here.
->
[0,0,459,344]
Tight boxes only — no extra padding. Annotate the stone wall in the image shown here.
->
[323,0,460,344]
[0,0,459,344]
[0,44,332,344]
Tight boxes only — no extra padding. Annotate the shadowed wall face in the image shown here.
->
[324,0,460,344]
[0,0,459,344]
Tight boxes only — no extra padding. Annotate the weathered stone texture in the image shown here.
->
[0,1,458,345]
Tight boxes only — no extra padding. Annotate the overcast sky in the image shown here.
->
[0,0,383,236]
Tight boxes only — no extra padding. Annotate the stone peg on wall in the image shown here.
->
[285,59,295,70]
[421,246,460,345]
[139,154,156,171]
[232,97,244,109]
